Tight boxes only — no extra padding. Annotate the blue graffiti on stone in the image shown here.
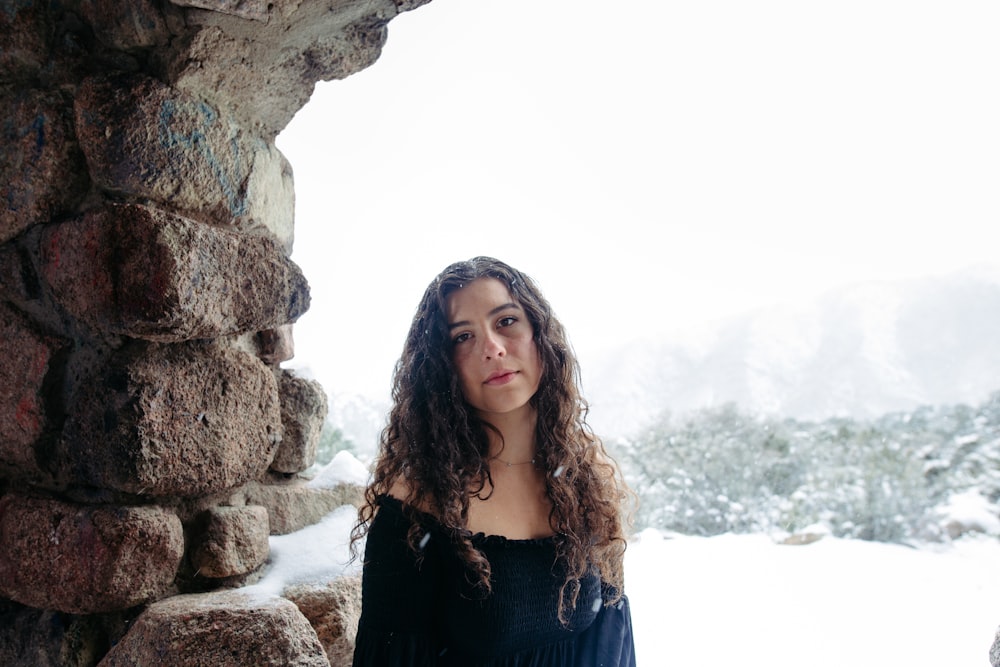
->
[158,98,249,218]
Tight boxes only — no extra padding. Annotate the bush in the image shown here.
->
[612,393,1000,543]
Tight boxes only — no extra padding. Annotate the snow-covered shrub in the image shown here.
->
[611,391,1000,543]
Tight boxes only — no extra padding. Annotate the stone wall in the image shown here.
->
[0,1,426,664]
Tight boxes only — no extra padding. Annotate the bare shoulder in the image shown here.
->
[386,476,435,515]
[387,476,413,503]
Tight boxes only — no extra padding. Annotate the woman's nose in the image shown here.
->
[483,331,505,359]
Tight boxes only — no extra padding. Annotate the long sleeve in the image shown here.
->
[352,496,444,667]
[576,590,637,667]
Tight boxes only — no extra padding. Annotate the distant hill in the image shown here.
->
[581,265,1000,438]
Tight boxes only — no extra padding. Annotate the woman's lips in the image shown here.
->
[484,370,517,386]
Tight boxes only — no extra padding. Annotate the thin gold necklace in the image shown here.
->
[492,456,536,467]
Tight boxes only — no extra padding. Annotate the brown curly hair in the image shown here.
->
[350,256,631,623]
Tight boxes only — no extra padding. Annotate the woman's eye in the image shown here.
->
[497,316,517,328]
[453,332,471,345]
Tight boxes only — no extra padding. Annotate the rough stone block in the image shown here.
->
[0,598,128,666]
[40,203,309,341]
[74,73,294,247]
[0,302,63,475]
[256,323,295,365]
[0,1,48,81]
[271,371,328,474]
[99,590,330,666]
[0,89,88,243]
[164,6,392,137]
[285,575,362,667]
[58,342,281,497]
[238,479,363,535]
[0,243,34,305]
[170,0,271,22]
[0,494,183,614]
[79,0,170,50]
[190,505,270,579]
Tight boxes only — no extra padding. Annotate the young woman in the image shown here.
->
[350,257,636,666]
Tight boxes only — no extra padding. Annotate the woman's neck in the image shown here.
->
[483,405,538,465]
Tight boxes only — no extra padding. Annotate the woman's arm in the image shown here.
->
[352,496,444,667]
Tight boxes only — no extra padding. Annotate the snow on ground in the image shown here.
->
[248,455,1000,666]
[627,529,1000,666]
[251,514,1000,665]
[244,504,361,600]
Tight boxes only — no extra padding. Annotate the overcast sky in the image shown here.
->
[276,0,1000,400]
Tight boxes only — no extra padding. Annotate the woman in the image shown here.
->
[350,257,636,666]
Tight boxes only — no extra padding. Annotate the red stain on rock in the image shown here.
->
[14,396,38,433]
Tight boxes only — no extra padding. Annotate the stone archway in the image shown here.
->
[0,1,427,664]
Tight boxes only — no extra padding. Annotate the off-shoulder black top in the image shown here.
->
[352,495,636,666]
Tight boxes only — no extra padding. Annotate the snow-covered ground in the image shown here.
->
[249,454,1000,666]
[627,529,1000,666]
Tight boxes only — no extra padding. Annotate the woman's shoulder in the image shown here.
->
[386,477,415,506]
[381,478,442,527]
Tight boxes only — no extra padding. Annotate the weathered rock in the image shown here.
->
[190,505,270,579]
[0,0,436,658]
[285,575,362,667]
[0,1,49,82]
[79,0,171,51]
[0,494,184,614]
[170,0,271,22]
[99,590,330,666]
[58,342,282,497]
[239,478,363,535]
[0,241,36,306]
[74,74,295,246]
[40,203,309,341]
[0,88,89,243]
[780,532,825,546]
[271,371,328,474]
[0,598,131,667]
[0,303,63,476]
[163,1,398,138]
[257,323,296,365]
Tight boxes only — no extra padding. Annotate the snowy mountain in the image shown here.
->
[582,265,1000,438]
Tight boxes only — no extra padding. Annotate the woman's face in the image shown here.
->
[446,278,542,420]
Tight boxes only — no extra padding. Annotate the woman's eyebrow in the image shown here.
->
[448,302,520,331]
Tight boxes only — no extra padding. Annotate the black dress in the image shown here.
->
[352,495,636,666]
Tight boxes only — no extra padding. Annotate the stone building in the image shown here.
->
[1,1,427,664]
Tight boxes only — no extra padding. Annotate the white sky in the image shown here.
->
[276,0,1000,399]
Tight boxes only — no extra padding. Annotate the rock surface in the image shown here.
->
[286,575,363,667]
[0,494,184,614]
[75,74,295,246]
[0,303,62,477]
[0,599,129,667]
[0,89,88,244]
[190,505,271,579]
[272,371,329,474]
[40,203,309,341]
[58,342,282,497]
[0,0,431,657]
[99,590,331,666]
[239,478,364,535]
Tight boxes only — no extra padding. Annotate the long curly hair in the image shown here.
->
[350,256,631,622]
